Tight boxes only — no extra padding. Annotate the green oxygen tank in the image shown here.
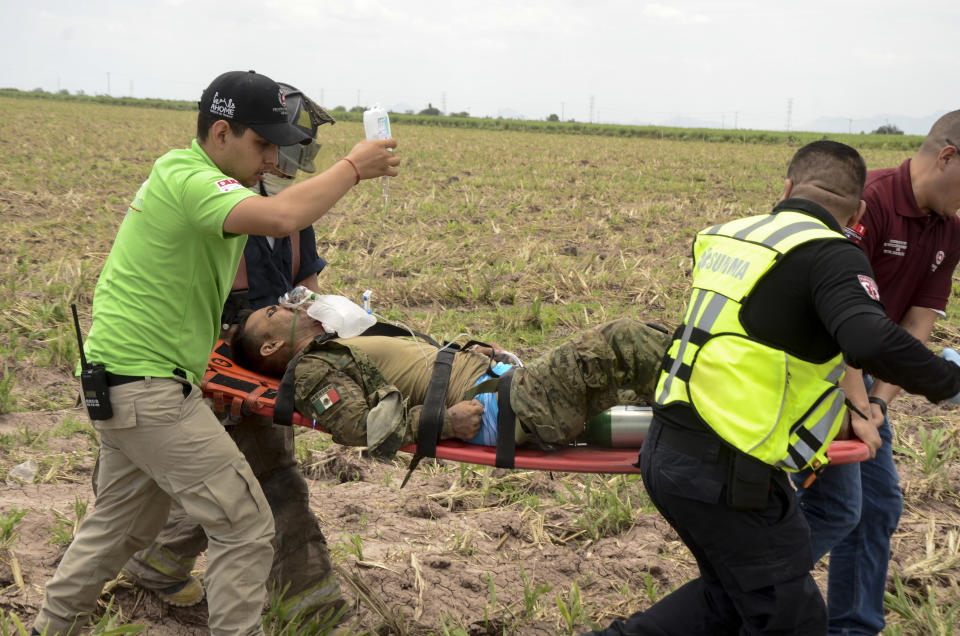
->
[584,405,653,447]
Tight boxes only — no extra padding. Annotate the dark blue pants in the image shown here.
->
[587,420,827,636]
[791,376,901,635]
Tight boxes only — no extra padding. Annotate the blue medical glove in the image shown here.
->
[941,348,960,404]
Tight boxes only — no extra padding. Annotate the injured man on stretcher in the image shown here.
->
[229,304,672,457]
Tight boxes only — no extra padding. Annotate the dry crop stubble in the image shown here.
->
[2,96,960,633]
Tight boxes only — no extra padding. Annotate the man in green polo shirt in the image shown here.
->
[32,70,399,636]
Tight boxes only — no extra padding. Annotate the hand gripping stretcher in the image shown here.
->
[201,341,870,474]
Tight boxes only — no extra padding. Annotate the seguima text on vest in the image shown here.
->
[697,247,750,280]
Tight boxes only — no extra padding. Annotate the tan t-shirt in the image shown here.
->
[338,336,491,406]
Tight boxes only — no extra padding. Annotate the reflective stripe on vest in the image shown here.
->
[655,211,848,472]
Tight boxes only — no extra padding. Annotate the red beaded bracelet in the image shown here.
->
[340,157,360,184]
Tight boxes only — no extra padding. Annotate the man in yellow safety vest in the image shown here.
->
[587,140,960,636]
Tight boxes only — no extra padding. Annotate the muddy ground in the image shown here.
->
[2,390,959,635]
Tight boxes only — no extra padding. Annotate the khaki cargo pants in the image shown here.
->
[122,415,344,619]
[33,377,274,636]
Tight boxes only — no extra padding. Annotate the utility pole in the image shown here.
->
[589,94,595,124]
[848,117,853,134]
[786,98,793,131]
[561,102,565,121]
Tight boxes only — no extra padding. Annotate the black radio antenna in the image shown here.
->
[71,303,89,370]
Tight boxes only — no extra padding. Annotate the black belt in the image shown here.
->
[654,419,729,465]
[105,373,145,387]
[105,372,192,397]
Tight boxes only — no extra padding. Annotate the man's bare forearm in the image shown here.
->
[223,138,398,236]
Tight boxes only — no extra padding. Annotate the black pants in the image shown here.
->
[586,419,826,636]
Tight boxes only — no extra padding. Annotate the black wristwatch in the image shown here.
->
[868,396,888,418]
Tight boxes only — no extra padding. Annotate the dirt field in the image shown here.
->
[3,394,960,634]
[2,96,960,634]
[0,405,690,635]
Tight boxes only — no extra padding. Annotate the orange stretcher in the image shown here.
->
[201,341,870,474]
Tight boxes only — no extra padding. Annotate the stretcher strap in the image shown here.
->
[494,370,516,468]
[401,346,456,488]
[360,322,441,347]
[275,346,308,427]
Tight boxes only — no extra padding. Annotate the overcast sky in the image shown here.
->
[4,1,957,134]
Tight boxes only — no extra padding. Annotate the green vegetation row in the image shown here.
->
[0,87,195,113]
[0,87,923,150]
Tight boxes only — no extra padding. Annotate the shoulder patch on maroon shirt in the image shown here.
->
[858,275,881,301]
[933,250,946,272]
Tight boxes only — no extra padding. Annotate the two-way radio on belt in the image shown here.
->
[71,303,113,420]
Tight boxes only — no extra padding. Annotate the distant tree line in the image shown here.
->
[0,88,922,150]
[332,102,464,117]
[0,87,195,111]
[870,124,904,135]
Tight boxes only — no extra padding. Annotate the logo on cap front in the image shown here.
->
[271,89,288,117]
[209,91,236,119]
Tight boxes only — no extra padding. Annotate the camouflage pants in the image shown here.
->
[510,317,671,444]
[119,416,343,616]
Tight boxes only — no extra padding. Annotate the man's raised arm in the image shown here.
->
[224,138,398,237]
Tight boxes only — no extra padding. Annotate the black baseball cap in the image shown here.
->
[198,70,312,146]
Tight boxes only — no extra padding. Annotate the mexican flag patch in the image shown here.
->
[310,385,341,415]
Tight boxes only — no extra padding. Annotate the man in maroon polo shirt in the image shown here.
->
[794,110,960,635]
